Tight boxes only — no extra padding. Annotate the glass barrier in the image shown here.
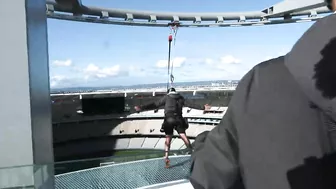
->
[0,150,191,189]
[0,164,52,189]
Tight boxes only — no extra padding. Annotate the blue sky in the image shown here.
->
[48,0,315,88]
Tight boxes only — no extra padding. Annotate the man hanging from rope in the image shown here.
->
[134,87,211,168]
[160,20,179,134]
[135,21,211,168]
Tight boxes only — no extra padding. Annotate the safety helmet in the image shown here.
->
[167,87,176,93]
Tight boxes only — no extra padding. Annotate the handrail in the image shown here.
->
[45,0,331,27]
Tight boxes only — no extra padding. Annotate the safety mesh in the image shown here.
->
[55,155,191,189]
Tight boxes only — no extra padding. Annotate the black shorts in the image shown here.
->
[162,115,188,135]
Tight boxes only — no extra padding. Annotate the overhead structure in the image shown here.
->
[263,0,326,17]
[46,0,331,27]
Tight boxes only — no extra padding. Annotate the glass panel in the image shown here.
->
[0,164,51,189]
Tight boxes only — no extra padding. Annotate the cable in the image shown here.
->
[167,34,173,90]
[170,26,178,86]
[166,21,180,90]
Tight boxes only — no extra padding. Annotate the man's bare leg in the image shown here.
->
[165,135,172,168]
[330,0,336,11]
[179,133,193,153]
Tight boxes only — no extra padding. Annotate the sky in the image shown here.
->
[48,0,316,88]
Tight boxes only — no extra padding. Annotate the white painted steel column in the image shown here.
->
[0,0,55,188]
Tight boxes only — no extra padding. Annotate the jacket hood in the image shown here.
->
[285,14,336,118]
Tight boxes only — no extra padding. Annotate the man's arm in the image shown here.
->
[184,99,206,110]
[139,96,167,111]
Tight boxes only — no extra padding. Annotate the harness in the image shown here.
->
[165,94,183,116]
[163,94,189,128]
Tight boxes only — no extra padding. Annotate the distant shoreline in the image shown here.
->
[51,79,240,93]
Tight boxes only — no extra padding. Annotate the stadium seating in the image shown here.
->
[52,92,230,160]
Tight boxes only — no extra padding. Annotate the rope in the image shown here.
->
[166,22,179,90]
[167,35,172,90]
[170,26,178,85]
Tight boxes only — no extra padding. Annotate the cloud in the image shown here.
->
[50,75,69,88]
[128,65,147,77]
[129,65,145,72]
[203,55,241,69]
[216,55,242,71]
[204,58,214,65]
[52,59,72,67]
[220,55,241,64]
[49,61,129,88]
[50,75,85,88]
[204,55,242,70]
[83,64,125,79]
[156,57,187,68]
[178,55,247,80]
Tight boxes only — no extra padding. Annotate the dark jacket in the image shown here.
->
[189,14,336,189]
[140,92,205,115]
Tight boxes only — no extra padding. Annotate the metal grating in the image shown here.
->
[55,155,191,189]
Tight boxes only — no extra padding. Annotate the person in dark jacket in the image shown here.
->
[189,5,336,189]
[135,87,210,167]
